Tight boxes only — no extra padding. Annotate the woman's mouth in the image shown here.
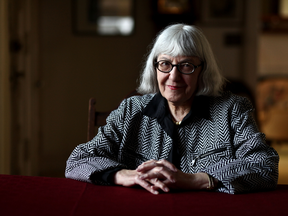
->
[168,85,181,90]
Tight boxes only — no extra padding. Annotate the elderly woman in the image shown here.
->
[66,24,279,194]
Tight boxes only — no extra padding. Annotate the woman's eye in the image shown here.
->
[160,61,170,66]
[182,63,192,68]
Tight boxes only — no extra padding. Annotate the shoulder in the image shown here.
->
[112,94,156,115]
[211,91,253,109]
[125,94,156,107]
[206,92,256,124]
[102,94,156,130]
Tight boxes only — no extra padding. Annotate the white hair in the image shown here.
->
[137,24,225,96]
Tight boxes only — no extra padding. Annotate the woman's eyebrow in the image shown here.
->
[158,57,171,61]
[179,58,194,63]
[158,57,195,62]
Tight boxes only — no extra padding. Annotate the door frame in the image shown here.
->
[3,0,40,176]
[17,0,40,176]
[0,0,11,175]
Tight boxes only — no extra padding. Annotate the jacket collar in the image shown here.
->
[142,93,210,137]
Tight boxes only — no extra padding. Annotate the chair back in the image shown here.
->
[87,90,141,141]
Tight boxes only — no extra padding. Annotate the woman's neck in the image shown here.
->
[168,102,191,123]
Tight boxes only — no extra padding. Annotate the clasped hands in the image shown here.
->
[113,159,208,195]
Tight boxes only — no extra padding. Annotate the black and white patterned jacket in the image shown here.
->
[65,92,279,194]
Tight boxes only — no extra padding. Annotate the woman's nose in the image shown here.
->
[169,66,181,81]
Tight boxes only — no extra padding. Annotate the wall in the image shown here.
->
[200,27,242,80]
[39,0,156,176]
[200,0,260,94]
[259,34,288,76]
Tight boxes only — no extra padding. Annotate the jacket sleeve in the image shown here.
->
[65,99,129,184]
[202,96,279,194]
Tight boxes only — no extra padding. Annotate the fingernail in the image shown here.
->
[153,190,159,195]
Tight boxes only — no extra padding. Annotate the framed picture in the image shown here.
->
[157,0,191,14]
[72,0,135,36]
[256,77,288,141]
[201,0,243,25]
[152,0,198,28]
[261,0,288,33]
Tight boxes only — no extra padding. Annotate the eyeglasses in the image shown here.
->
[155,60,203,75]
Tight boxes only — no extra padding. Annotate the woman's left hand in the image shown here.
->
[136,159,209,193]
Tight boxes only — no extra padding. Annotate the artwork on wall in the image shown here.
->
[152,0,198,28]
[201,0,243,25]
[72,0,134,36]
[261,0,288,32]
[157,0,191,14]
[256,77,288,142]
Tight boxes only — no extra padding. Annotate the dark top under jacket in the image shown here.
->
[65,92,279,194]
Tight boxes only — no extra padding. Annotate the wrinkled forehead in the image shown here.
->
[154,40,201,61]
[157,54,201,63]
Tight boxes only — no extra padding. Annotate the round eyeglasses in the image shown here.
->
[155,60,203,75]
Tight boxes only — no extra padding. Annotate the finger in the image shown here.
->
[139,166,176,183]
[150,178,169,193]
[156,159,178,172]
[135,176,159,195]
[136,160,158,172]
[137,159,178,173]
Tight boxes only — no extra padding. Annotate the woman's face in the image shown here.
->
[156,54,202,107]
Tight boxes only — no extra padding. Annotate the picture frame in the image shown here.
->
[157,0,191,14]
[261,0,288,33]
[72,0,135,36]
[152,0,198,28]
[201,0,243,25]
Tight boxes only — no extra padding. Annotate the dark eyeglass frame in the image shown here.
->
[155,60,203,75]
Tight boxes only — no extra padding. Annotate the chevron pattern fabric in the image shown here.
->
[66,92,279,194]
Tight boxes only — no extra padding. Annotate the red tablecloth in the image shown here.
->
[0,174,287,216]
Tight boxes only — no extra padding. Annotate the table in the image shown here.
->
[0,174,287,216]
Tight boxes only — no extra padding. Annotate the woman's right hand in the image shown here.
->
[113,169,169,195]
[113,159,212,194]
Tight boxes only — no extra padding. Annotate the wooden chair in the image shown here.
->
[87,90,141,141]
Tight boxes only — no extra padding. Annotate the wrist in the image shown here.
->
[113,169,124,185]
[113,169,138,187]
[203,173,218,190]
[185,173,210,190]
